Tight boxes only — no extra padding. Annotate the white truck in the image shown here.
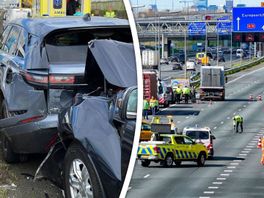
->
[200,66,225,100]
[142,49,160,69]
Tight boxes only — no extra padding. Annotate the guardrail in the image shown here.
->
[190,56,264,88]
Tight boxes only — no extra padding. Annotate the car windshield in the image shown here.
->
[186,131,209,139]
[45,28,132,64]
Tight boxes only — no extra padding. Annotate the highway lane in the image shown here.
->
[128,65,264,198]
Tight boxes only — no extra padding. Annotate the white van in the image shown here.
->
[3,8,31,27]
[236,49,244,58]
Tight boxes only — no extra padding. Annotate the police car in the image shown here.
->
[183,126,215,159]
[137,124,208,167]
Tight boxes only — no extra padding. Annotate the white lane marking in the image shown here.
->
[220,174,230,176]
[244,148,252,151]
[227,117,230,120]
[185,116,189,119]
[243,105,247,108]
[227,67,264,84]
[199,197,210,198]
[233,112,236,115]
[238,109,242,111]
[213,126,217,129]
[213,182,223,185]
[224,170,233,173]
[208,186,219,189]
[251,141,258,143]
[144,174,150,179]
[177,121,181,123]
[239,153,247,156]
[204,191,215,194]
[233,160,242,162]
[217,178,226,181]
[220,121,224,124]
[227,166,236,169]
[230,162,239,165]
[248,143,256,145]
[246,145,254,148]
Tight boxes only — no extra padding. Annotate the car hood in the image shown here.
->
[85,39,137,88]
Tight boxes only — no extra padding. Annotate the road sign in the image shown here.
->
[188,22,206,36]
[217,22,232,35]
[233,7,264,32]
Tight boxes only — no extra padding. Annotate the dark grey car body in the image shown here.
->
[0,17,131,155]
[39,40,137,198]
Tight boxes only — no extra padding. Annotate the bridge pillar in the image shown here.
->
[161,34,168,59]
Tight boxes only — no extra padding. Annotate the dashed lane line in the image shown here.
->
[143,174,150,179]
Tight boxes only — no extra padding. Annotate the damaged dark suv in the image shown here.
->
[37,40,137,198]
[0,17,133,163]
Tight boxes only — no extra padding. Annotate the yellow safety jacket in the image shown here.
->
[182,87,191,95]
[149,99,156,108]
[175,87,182,94]
[104,11,116,18]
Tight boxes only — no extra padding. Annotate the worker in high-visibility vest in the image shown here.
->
[149,96,157,116]
[104,5,116,18]
[261,137,264,165]
[233,115,243,133]
[143,99,149,120]
[182,86,191,104]
[175,85,182,104]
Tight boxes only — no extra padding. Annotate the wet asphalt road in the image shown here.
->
[128,63,264,198]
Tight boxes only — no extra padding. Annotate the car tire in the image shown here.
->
[0,101,19,163]
[175,160,181,166]
[141,160,150,167]
[164,154,174,167]
[64,143,104,198]
[197,152,206,167]
[2,134,19,163]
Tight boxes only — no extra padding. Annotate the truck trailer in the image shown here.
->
[200,66,225,100]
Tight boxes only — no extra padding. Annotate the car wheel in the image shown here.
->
[141,160,150,167]
[0,101,19,163]
[64,144,104,198]
[164,154,174,167]
[197,152,206,167]
[175,160,182,166]
[2,135,19,163]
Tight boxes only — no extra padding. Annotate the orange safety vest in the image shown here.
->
[261,138,264,165]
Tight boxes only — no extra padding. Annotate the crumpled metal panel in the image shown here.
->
[71,96,121,180]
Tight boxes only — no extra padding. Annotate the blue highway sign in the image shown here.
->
[188,22,206,36]
[217,22,232,35]
[233,7,264,32]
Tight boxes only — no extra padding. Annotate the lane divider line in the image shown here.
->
[143,174,150,179]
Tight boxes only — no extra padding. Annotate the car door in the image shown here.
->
[183,136,198,159]
[174,136,188,160]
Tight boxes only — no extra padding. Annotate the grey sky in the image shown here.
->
[130,0,264,10]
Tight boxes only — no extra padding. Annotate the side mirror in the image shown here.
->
[211,135,216,140]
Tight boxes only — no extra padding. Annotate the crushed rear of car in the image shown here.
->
[35,40,137,198]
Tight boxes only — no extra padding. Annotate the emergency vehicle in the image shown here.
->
[137,124,208,167]
[20,0,91,17]
[183,126,215,159]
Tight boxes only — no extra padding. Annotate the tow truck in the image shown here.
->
[137,123,208,167]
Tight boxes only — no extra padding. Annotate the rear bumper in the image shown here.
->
[2,114,58,154]
[138,155,159,160]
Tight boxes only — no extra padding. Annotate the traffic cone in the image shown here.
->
[257,95,262,101]
[257,137,262,149]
